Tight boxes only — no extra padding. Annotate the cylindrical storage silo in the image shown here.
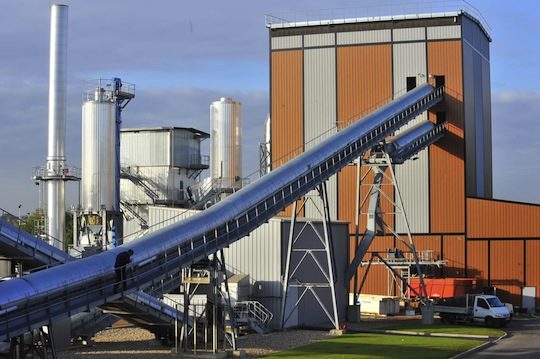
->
[210,97,242,190]
[81,87,117,211]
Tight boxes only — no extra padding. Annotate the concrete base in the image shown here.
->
[347,305,361,322]
[171,349,246,358]
[329,329,344,336]
[421,305,435,325]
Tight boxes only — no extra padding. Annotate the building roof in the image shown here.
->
[266,9,491,42]
[121,126,210,138]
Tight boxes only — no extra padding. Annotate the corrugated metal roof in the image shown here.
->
[121,126,209,138]
[267,11,490,42]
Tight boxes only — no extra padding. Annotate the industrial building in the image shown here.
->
[1,3,539,357]
[267,10,540,308]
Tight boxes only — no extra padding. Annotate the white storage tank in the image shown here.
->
[81,84,117,211]
[210,97,242,190]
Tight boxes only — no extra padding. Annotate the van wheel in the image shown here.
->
[485,316,494,327]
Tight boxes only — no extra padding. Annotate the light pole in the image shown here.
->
[17,204,22,227]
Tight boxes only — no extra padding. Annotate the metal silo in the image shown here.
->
[210,97,242,190]
[81,83,116,211]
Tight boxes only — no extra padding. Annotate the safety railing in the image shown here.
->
[265,0,491,38]
[234,301,273,327]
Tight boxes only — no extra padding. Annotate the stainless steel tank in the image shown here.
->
[210,97,242,189]
[81,84,117,211]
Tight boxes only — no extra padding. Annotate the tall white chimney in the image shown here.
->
[46,4,68,249]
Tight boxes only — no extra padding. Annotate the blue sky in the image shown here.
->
[0,0,539,215]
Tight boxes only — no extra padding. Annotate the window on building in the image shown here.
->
[435,75,445,88]
[406,77,417,92]
[436,111,446,125]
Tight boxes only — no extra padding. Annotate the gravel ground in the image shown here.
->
[57,327,329,358]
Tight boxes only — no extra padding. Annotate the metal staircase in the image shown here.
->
[120,167,160,203]
[120,201,149,229]
[234,301,273,334]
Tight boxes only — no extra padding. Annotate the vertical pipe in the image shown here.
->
[47,4,68,249]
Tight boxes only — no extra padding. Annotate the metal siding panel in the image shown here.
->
[271,35,302,50]
[490,240,524,304]
[122,131,170,167]
[397,235,440,260]
[482,58,493,197]
[467,240,488,280]
[525,240,540,308]
[393,42,429,233]
[427,25,461,40]
[428,40,465,233]
[473,54,485,197]
[304,47,337,219]
[336,29,391,45]
[304,33,335,47]
[271,50,303,217]
[443,235,465,277]
[354,236,394,295]
[467,198,540,238]
[336,45,393,234]
[393,27,425,42]
[463,43,476,197]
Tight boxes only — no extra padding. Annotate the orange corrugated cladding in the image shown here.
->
[490,240,524,303]
[398,235,441,260]
[352,236,394,294]
[467,198,540,238]
[443,235,465,277]
[336,45,393,234]
[271,50,303,217]
[428,40,465,233]
[525,240,540,307]
[467,241,488,280]
[336,45,394,295]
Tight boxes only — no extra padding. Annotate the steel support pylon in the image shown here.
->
[280,181,339,330]
[350,152,429,304]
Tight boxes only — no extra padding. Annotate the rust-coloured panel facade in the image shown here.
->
[269,19,540,307]
[525,240,540,307]
[443,235,465,277]
[467,240,488,280]
[336,45,393,234]
[467,198,540,238]
[351,236,394,294]
[427,40,465,233]
[490,240,524,303]
[271,50,303,217]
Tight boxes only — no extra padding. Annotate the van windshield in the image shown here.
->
[486,297,505,308]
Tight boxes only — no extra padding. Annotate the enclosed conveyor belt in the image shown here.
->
[0,218,183,339]
[385,121,447,164]
[0,84,443,341]
[0,214,72,268]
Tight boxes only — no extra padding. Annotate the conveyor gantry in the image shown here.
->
[0,84,444,341]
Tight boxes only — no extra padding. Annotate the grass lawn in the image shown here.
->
[379,322,505,337]
[260,333,483,359]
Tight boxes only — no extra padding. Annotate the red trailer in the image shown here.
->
[409,278,477,299]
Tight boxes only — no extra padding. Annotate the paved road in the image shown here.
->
[463,317,540,358]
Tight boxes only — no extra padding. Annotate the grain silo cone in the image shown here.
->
[210,97,242,191]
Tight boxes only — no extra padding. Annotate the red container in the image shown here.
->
[409,278,476,299]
